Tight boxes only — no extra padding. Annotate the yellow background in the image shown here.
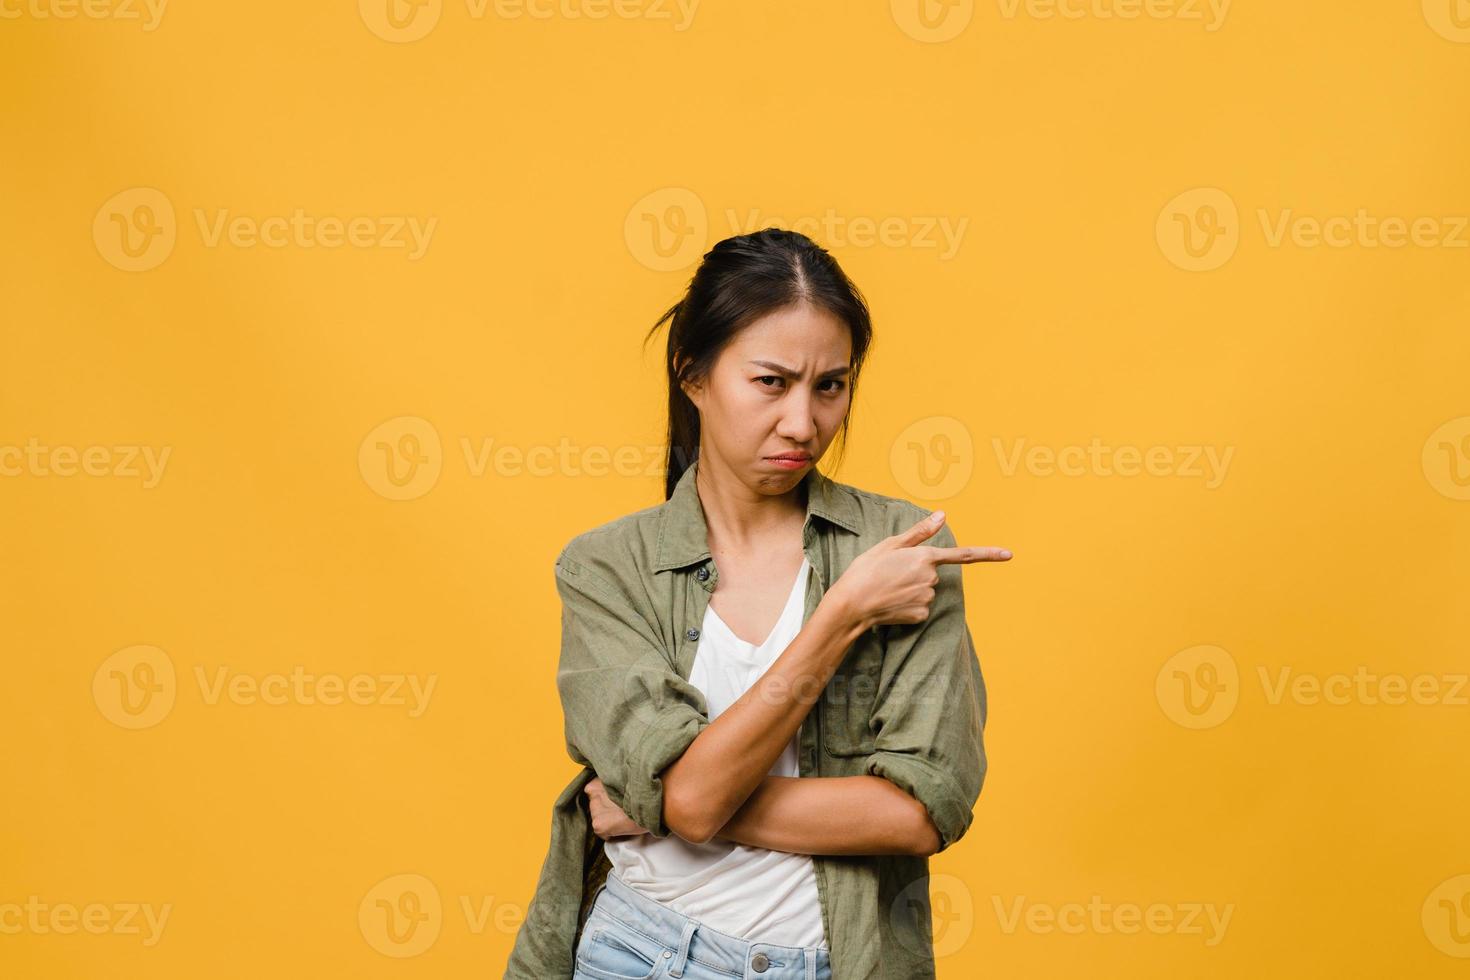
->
[3,0,1469,977]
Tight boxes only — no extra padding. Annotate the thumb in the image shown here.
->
[892,509,946,548]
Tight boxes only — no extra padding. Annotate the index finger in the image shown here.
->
[925,546,1013,564]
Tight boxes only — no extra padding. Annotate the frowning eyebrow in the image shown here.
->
[748,360,850,379]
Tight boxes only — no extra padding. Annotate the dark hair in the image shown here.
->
[643,227,874,500]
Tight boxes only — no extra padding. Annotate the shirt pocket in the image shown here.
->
[821,633,882,756]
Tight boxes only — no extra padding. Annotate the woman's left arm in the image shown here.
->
[586,772,938,855]
[712,774,940,856]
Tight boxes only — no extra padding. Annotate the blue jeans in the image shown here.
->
[573,870,833,980]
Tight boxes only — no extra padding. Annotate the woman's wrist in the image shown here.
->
[816,586,871,645]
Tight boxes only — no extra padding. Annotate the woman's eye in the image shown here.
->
[754,376,847,392]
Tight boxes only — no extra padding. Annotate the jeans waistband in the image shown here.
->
[591,869,830,979]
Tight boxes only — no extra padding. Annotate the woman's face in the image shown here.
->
[681,302,853,493]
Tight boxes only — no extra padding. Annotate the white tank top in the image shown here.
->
[604,555,828,949]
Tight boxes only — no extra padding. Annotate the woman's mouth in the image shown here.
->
[765,454,811,469]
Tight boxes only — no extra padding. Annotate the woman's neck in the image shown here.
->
[694,457,808,557]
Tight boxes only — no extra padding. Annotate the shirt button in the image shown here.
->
[686,628,701,641]
[695,566,710,581]
[751,951,770,972]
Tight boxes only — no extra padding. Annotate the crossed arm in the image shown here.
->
[587,771,939,856]
[556,523,985,862]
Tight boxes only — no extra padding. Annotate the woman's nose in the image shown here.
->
[777,402,817,440]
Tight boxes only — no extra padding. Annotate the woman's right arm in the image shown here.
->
[663,509,1004,844]
[661,594,869,843]
[555,533,868,846]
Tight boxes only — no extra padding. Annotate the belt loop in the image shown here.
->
[805,947,816,980]
[668,919,697,977]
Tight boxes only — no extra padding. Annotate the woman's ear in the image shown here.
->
[680,375,703,409]
[675,354,703,405]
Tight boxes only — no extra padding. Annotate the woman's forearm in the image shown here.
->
[661,597,868,844]
[709,774,940,857]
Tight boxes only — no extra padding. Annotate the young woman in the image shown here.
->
[504,228,1011,980]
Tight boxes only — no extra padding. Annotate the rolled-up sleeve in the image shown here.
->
[554,543,709,839]
[864,520,988,853]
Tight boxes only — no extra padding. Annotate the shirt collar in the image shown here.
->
[653,456,863,572]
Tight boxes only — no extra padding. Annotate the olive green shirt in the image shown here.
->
[504,459,988,979]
